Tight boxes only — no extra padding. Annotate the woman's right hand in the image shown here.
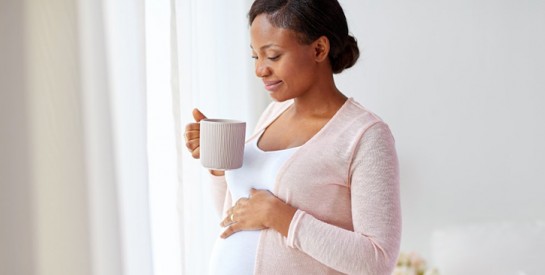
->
[184,108,206,159]
[184,108,225,176]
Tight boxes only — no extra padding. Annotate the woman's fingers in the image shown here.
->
[235,197,249,207]
[221,206,239,227]
[185,138,200,158]
[184,122,201,158]
[184,123,200,143]
[220,224,240,239]
[185,138,199,150]
[219,207,247,239]
[184,123,200,134]
[192,108,206,122]
[184,130,199,141]
[219,196,263,238]
[220,213,235,227]
[191,147,200,159]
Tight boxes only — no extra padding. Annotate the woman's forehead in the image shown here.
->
[250,14,299,50]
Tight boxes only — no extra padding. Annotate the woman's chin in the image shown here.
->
[268,91,293,102]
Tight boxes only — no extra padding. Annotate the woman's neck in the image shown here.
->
[291,80,347,119]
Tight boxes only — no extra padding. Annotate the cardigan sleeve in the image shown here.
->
[209,174,234,219]
[209,174,228,218]
[286,122,402,275]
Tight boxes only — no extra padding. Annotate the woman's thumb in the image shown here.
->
[192,108,207,122]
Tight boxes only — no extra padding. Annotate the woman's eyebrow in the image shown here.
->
[249,44,279,50]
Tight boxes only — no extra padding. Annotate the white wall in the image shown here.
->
[336,0,545,260]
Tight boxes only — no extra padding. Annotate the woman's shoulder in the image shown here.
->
[337,98,386,128]
[344,98,382,119]
[344,98,396,143]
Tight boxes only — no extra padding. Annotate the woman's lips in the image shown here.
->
[263,80,282,91]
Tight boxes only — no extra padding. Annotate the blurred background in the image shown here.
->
[1,0,544,275]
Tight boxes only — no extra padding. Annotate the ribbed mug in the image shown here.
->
[200,119,246,170]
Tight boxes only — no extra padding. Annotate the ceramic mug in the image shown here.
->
[200,119,246,170]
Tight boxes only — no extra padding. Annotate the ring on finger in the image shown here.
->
[230,213,235,222]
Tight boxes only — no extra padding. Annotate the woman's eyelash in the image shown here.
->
[250,55,281,60]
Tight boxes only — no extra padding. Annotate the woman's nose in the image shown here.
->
[255,62,271,78]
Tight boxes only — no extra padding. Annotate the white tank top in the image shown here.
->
[208,131,299,275]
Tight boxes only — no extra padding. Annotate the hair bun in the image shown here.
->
[331,35,360,74]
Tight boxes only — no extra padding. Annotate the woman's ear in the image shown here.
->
[313,36,330,62]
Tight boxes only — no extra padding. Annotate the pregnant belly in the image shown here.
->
[208,230,261,275]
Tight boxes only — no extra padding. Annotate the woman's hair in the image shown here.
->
[248,0,359,74]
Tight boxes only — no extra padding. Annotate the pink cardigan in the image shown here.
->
[209,98,401,274]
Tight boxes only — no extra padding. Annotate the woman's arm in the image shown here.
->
[209,173,229,218]
[220,122,401,274]
[283,122,401,274]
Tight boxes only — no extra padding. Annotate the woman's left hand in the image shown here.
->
[220,188,296,239]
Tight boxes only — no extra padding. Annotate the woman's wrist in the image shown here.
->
[209,169,225,176]
[269,199,297,238]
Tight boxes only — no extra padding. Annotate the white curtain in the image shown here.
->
[145,0,183,274]
[172,0,269,274]
[83,0,153,274]
[1,0,152,274]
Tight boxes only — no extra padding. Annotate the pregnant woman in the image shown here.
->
[184,0,401,274]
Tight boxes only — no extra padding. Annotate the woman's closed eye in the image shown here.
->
[250,55,281,61]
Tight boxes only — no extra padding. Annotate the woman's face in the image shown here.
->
[250,14,320,102]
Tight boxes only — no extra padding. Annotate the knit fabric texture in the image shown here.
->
[209,98,401,274]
